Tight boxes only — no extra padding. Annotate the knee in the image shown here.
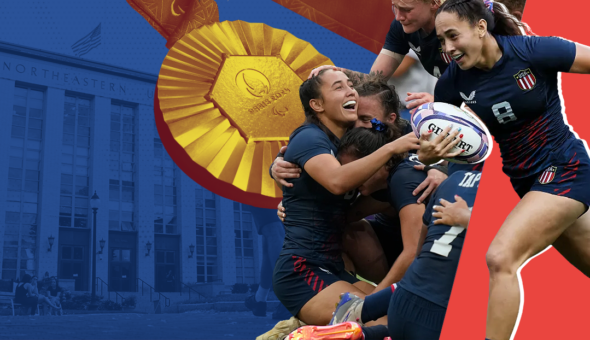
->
[486,246,519,277]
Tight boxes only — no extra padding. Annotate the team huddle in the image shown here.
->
[256,0,590,339]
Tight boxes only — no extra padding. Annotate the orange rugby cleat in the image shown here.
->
[286,322,363,340]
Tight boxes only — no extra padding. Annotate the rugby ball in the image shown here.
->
[410,102,492,164]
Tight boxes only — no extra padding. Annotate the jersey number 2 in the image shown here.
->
[492,101,517,124]
[430,226,465,257]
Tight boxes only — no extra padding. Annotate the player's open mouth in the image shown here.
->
[343,100,357,111]
[452,53,465,62]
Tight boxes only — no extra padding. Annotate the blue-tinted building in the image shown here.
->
[0,41,263,297]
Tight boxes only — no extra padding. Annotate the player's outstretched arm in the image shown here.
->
[432,195,471,228]
[406,92,435,110]
[569,43,590,74]
[372,203,424,293]
[304,133,420,196]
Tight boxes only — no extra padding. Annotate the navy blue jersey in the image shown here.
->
[384,20,452,78]
[399,170,481,308]
[448,162,485,176]
[435,35,577,179]
[281,124,356,266]
[387,154,429,211]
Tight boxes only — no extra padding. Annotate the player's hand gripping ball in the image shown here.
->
[411,102,492,164]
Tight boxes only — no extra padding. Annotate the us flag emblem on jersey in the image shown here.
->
[514,68,537,91]
[538,166,557,184]
[439,48,452,64]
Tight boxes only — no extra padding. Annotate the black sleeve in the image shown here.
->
[383,20,410,55]
[388,165,428,211]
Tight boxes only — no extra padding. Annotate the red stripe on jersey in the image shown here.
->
[561,169,578,177]
[569,153,578,163]
[307,271,315,285]
[557,174,577,184]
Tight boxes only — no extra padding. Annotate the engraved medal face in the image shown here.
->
[156,20,333,206]
[209,56,304,142]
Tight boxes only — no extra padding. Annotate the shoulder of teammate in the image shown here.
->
[388,156,428,211]
[284,124,335,167]
[434,65,460,106]
[383,20,410,55]
[503,34,576,73]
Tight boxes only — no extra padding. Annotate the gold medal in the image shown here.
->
[157,20,333,207]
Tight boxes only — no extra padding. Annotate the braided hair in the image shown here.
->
[354,74,407,138]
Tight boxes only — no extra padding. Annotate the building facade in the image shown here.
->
[0,41,261,294]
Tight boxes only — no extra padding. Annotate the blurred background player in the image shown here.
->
[433,1,590,339]
[497,0,525,20]
[387,50,437,121]
[309,0,449,110]
[243,205,291,320]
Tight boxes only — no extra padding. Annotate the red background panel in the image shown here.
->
[442,1,590,339]
[271,0,395,54]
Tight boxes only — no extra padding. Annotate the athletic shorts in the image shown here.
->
[387,287,447,340]
[272,254,359,317]
[368,219,404,268]
[510,138,590,212]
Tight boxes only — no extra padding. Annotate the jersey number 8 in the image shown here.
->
[492,101,517,124]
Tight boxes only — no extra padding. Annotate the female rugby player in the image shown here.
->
[433,1,590,339]
[273,68,419,328]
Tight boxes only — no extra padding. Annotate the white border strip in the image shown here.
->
[509,245,552,340]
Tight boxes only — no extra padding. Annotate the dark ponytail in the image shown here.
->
[438,0,526,36]
[339,122,406,170]
[297,68,340,146]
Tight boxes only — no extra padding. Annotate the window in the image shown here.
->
[2,87,44,280]
[234,203,255,284]
[59,95,91,229]
[154,126,177,234]
[196,186,217,283]
[108,103,136,231]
